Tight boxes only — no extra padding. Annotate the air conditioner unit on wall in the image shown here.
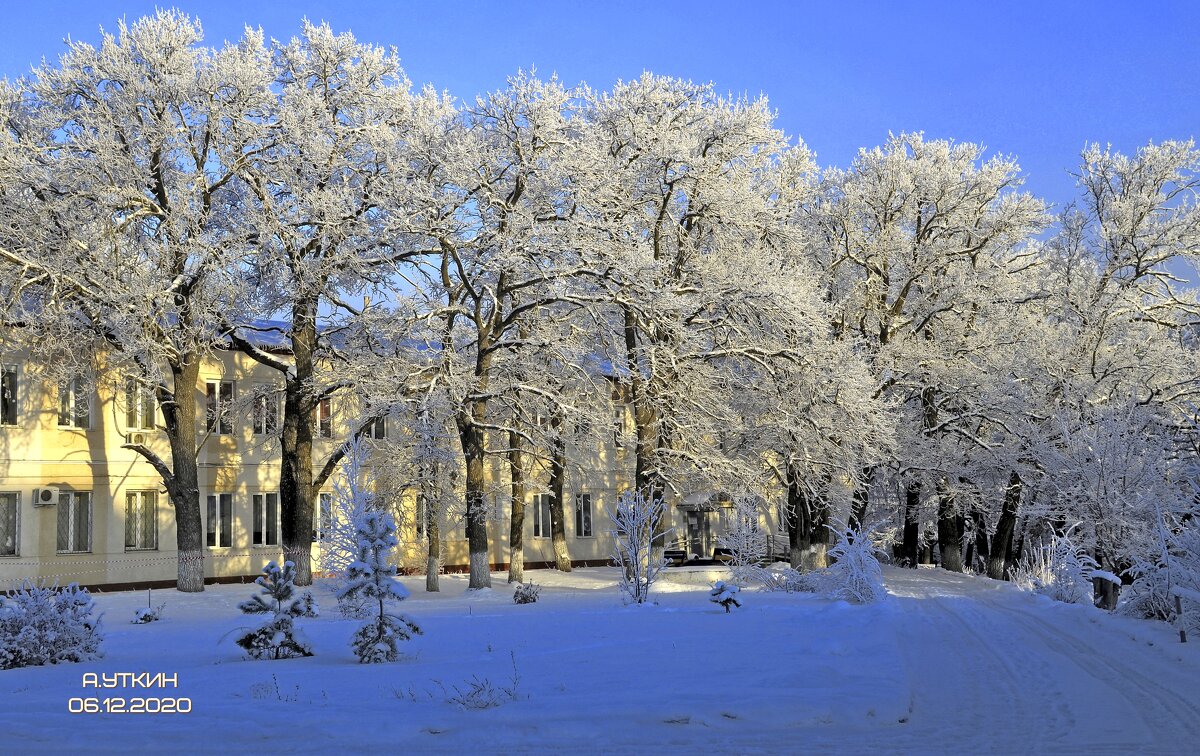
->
[32,487,61,507]
[125,432,147,446]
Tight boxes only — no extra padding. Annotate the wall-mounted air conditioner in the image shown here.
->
[125,432,147,445]
[32,487,61,507]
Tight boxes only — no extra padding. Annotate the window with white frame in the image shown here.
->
[124,491,157,550]
[205,380,234,435]
[0,492,18,556]
[1,365,18,426]
[532,493,552,538]
[206,492,233,548]
[316,397,333,438]
[252,493,279,546]
[58,377,91,428]
[125,378,156,430]
[575,492,593,538]
[252,385,279,436]
[57,491,91,553]
[363,415,386,440]
[314,492,332,540]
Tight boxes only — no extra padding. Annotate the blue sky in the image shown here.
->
[1,1,1198,212]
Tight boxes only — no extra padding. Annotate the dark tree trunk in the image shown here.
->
[548,421,571,571]
[971,509,990,572]
[425,492,440,592]
[457,410,492,589]
[507,430,526,583]
[902,482,921,567]
[785,468,804,569]
[849,467,871,532]
[280,298,318,586]
[162,353,204,592]
[936,479,964,573]
[988,472,1021,580]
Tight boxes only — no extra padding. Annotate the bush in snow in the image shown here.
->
[131,589,165,624]
[716,495,766,586]
[338,510,421,664]
[709,580,742,612]
[1011,529,1097,604]
[236,561,318,660]
[797,523,890,604]
[1120,519,1200,635]
[747,564,807,593]
[513,582,540,605]
[0,581,103,669]
[610,489,672,605]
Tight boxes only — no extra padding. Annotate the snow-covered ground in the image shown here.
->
[2,566,1198,754]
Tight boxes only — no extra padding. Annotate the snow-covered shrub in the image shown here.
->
[236,561,318,660]
[338,510,421,664]
[1011,530,1097,604]
[513,582,540,605]
[1120,520,1200,635]
[798,523,890,604]
[709,580,742,612]
[747,564,807,593]
[0,581,103,669]
[610,489,672,605]
[131,604,166,624]
[716,495,766,586]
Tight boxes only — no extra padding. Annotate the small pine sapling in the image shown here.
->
[236,561,319,660]
[0,581,103,669]
[338,510,421,663]
[513,582,540,604]
[709,580,742,612]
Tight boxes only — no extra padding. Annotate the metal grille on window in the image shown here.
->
[0,493,17,555]
[57,492,91,552]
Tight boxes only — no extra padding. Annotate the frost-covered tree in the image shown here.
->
[0,582,103,669]
[236,561,318,660]
[801,524,890,604]
[338,510,421,663]
[0,11,275,591]
[224,21,451,586]
[716,495,767,586]
[610,490,671,604]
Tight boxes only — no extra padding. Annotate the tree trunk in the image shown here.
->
[902,482,921,567]
[849,467,871,532]
[457,412,492,589]
[163,353,204,592]
[281,298,317,586]
[785,469,804,570]
[425,495,440,592]
[970,509,990,572]
[798,486,830,571]
[988,472,1021,580]
[936,479,964,573]
[548,424,572,572]
[507,431,526,583]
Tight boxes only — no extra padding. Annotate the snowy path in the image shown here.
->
[881,568,1200,754]
[1,566,1197,754]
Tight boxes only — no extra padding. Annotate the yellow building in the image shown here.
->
[1,342,789,591]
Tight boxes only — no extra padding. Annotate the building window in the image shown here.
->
[363,416,386,440]
[611,388,624,447]
[125,491,157,551]
[1,365,18,426]
[0,492,18,556]
[59,377,91,428]
[532,493,552,538]
[125,378,156,430]
[316,397,332,438]
[57,491,92,553]
[206,493,233,548]
[205,380,234,435]
[575,492,593,538]
[252,385,279,436]
[314,492,332,540]
[252,493,279,547]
